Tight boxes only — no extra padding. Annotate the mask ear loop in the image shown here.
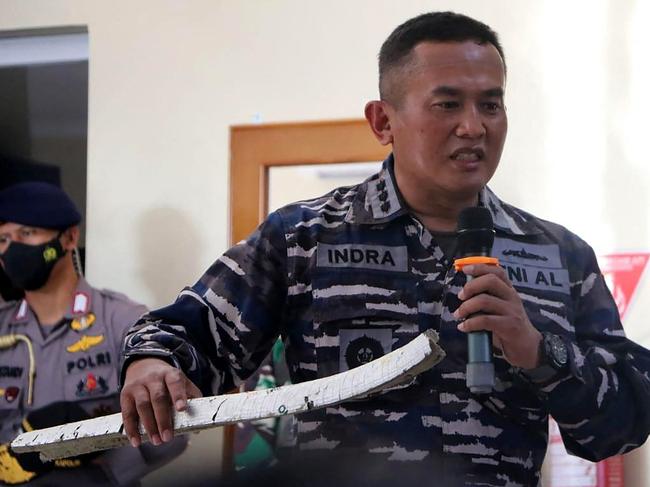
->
[72,247,84,277]
[59,227,83,278]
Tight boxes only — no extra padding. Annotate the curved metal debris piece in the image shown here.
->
[12,330,445,461]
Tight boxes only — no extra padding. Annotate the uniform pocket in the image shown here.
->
[495,237,576,340]
[311,272,419,378]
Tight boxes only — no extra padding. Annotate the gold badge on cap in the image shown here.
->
[71,313,96,332]
[66,334,105,353]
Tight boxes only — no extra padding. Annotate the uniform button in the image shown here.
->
[380,201,391,213]
[378,191,388,202]
[376,181,386,191]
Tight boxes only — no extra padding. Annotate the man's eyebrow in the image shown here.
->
[431,86,461,97]
[431,86,504,98]
[483,88,504,98]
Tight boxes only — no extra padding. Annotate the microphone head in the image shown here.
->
[456,207,495,258]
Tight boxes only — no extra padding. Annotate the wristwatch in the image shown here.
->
[520,332,568,383]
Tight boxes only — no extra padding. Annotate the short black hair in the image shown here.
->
[379,11,506,104]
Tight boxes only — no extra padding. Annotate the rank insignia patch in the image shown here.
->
[67,334,105,353]
[13,300,28,321]
[72,292,90,315]
[70,313,96,332]
[76,373,108,397]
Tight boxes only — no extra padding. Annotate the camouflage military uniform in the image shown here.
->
[122,156,650,486]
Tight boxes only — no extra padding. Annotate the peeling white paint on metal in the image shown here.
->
[11,330,444,461]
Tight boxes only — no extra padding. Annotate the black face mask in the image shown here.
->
[0,234,65,291]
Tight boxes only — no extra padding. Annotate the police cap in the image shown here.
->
[0,182,81,230]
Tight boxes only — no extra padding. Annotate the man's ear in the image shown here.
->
[364,100,394,146]
[62,226,80,251]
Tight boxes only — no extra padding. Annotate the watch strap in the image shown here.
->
[519,332,568,384]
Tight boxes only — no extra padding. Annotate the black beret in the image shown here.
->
[0,182,81,230]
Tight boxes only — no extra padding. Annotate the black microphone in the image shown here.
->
[454,207,498,394]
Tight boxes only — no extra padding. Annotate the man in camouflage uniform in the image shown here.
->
[119,12,650,486]
[232,339,294,472]
[0,182,186,485]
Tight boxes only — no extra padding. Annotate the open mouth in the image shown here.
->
[450,148,485,162]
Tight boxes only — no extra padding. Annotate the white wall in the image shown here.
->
[1,0,647,325]
[1,0,648,483]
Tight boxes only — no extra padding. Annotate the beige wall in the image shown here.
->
[1,0,649,484]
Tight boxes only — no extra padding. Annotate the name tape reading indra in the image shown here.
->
[317,244,408,272]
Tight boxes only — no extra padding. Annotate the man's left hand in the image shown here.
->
[454,264,542,369]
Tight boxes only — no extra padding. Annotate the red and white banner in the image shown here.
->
[598,253,650,320]
[546,252,649,487]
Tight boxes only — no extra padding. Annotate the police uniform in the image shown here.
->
[0,182,186,485]
[0,279,179,485]
[0,278,145,441]
[122,156,650,486]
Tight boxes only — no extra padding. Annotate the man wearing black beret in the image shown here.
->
[0,182,186,485]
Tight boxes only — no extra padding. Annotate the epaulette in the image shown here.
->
[98,288,131,301]
[0,299,19,325]
[0,299,18,312]
[98,288,145,308]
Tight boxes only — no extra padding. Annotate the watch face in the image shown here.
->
[548,334,568,367]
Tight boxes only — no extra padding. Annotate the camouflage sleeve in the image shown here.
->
[537,244,650,461]
[121,211,288,395]
[107,297,148,359]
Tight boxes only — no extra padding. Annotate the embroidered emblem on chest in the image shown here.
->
[66,334,105,353]
[339,328,392,372]
[76,373,109,397]
[70,313,96,332]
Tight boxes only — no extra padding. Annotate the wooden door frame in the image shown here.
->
[224,118,388,473]
[229,118,390,244]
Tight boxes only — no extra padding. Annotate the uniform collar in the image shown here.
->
[9,277,94,325]
[346,153,543,236]
[479,187,543,236]
[344,154,409,225]
[11,299,30,323]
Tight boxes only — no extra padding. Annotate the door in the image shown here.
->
[224,118,389,472]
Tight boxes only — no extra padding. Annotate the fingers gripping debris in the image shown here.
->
[12,331,445,461]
